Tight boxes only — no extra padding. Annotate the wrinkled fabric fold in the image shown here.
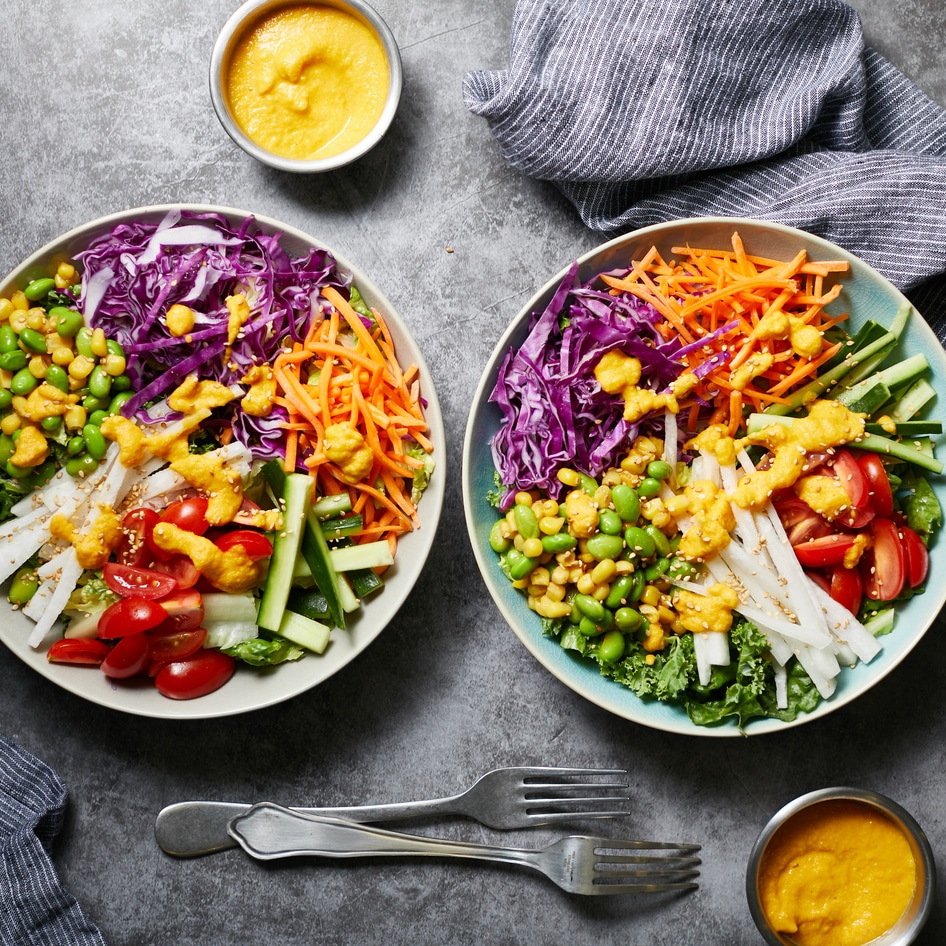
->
[0,734,107,945]
[463,0,946,337]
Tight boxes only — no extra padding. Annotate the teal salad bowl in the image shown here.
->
[462,217,946,736]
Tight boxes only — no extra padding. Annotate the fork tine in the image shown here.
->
[595,853,702,870]
[516,767,628,780]
[524,780,630,794]
[591,838,701,852]
[523,809,631,824]
[590,880,701,895]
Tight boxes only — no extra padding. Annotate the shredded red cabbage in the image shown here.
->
[490,262,733,507]
[76,209,351,458]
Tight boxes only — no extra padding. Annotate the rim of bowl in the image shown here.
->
[209,0,403,173]
[745,787,936,946]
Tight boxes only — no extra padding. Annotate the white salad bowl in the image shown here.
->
[0,204,445,720]
[462,217,946,736]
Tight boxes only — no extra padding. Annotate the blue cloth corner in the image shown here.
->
[463,0,946,338]
[0,734,107,946]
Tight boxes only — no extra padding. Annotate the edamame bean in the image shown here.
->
[5,460,31,479]
[623,525,656,560]
[18,327,47,353]
[513,502,539,539]
[24,277,55,301]
[609,483,640,522]
[82,423,108,460]
[44,364,69,391]
[10,368,37,395]
[667,557,697,581]
[586,532,624,562]
[87,409,108,426]
[644,524,671,558]
[0,350,27,372]
[0,324,17,353]
[51,306,84,338]
[88,365,112,399]
[75,327,94,358]
[578,473,598,496]
[7,566,38,605]
[0,390,11,411]
[0,434,14,465]
[574,593,607,623]
[541,532,576,554]
[40,415,61,433]
[644,557,670,581]
[66,436,86,456]
[107,390,134,414]
[65,454,100,478]
[579,616,604,636]
[105,338,126,358]
[111,374,132,392]
[605,574,636,610]
[489,520,511,553]
[25,460,55,490]
[597,508,623,536]
[506,548,537,581]
[614,607,643,632]
[637,476,661,498]
[597,630,625,663]
[82,394,109,412]
[646,459,673,480]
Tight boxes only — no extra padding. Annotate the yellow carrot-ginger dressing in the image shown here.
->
[226,4,390,161]
[758,799,916,946]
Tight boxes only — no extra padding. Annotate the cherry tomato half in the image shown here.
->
[860,517,907,601]
[774,497,831,546]
[829,563,863,615]
[214,529,273,560]
[116,507,160,567]
[98,597,168,639]
[901,524,930,588]
[154,650,236,700]
[103,561,178,600]
[153,590,204,634]
[146,626,207,663]
[829,449,874,528]
[162,497,211,535]
[792,533,858,569]
[100,632,149,679]
[152,554,201,589]
[856,452,895,518]
[47,638,111,665]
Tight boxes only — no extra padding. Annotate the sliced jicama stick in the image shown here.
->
[773,662,788,709]
[27,548,83,648]
[692,630,730,686]
[807,581,881,663]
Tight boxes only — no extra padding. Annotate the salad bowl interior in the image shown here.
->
[0,204,445,720]
[462,217,946,736]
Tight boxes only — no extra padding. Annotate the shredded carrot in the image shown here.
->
[604,232,851,431]
[270,287,432,550]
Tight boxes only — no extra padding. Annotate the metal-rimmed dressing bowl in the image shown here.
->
[746,787,935,946]
[209,0,402,172]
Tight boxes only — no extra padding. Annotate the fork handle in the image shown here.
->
[228,802,536,871]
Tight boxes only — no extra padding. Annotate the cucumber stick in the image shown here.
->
[257,471,312,633]
[276,610,331,654]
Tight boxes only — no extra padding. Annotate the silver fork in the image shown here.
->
[156,766,631,858]
[228,802,701,895]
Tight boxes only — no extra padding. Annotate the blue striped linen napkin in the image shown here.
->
[463,0,946,338]
[0,734,107,945]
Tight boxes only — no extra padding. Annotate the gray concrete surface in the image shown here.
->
[1,1,945,944]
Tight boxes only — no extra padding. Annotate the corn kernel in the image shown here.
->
[1,413,21,435]
[640,585,661,607]
[644,653,657,666]
[556,468,581,487]
[506,508,518,531]
[64,405,87,431]
[9,310,28,333]
[534,595,573,619]
[614,559,633,575]
[658,605,676,625]
[539,515,565,535]
[576,573,595,595]
[103,353,126,376]
[10,290,28,311]
[52,347,75,366]
[0,298,13,321]
[590,559,616,584]
[522,537,544,558]
[27,356,47,379]
[545,582,566,602]
[56,262,77,283]
[550,566,570,585]
[513,534,526,552]
[26,308,47,331]
[512,577,530,589]
[528,567,550,587]
[90,327,108,358]
[67,355,95,380]
[593,485,611,508]
[513,491,533,507]
[592,584,609,601]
